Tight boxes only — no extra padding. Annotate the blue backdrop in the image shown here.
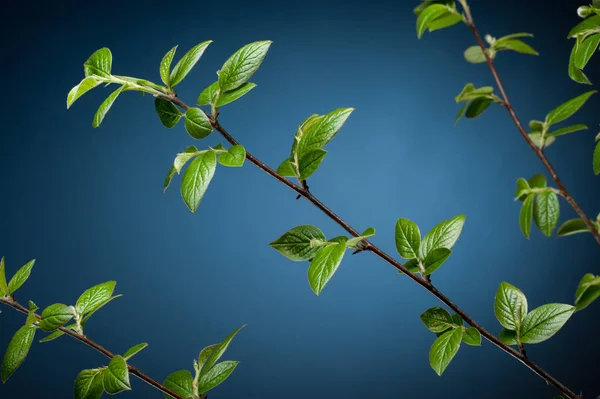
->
[1,0,598,398]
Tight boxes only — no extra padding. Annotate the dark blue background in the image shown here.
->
[1,1,598,398]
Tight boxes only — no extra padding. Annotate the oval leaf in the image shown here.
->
[181,150,217,213]
[1,325,36,383]
[269,225,327,262]
[520,304,575,344]
[462,327,481,346]
[395,218,421,259]
[185,108,213,139]
[494,282,528,331]
[218,41,272,92]
[423,247,452,275]
[39,303,74,332]
[420,307,455,333]
[429,328,463,376]
[217,145,246,167]
[74,369,105,399]
[84,48,112,78]
[163,370,194,399]
[155,98,182,128]
[198,360,238,394]
[76,281,116,315]
[419,215,465,258]
[169,41,212,87]
[307,238,348,296]
[557,218,590,237]
[216,82,257,107]
[298,149,327,180]
[103,355,131,394]
[533,191,560,237]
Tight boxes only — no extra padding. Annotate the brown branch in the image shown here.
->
[0,296,188,399]
[461,3,600,246]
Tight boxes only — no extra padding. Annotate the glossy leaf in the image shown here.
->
[466,97,493,118]
[169,41,212,87]
[67,77,100,109]
[298,149,327,180]
[569,42,592,84]
[519,193,535,239]
[276,159,296,177]
[174,146,200,174]
[216,82,257,107]
[202,325,245,375]
[198,344,219,373]
[198,360,238,394]
[498,328,518,346]
[416,4,450,38]
[574,33,600,69]
[515,177,530,201]
[423,247,452,275]
[533,191,560,237]
[92,85,126,128]
[462,327,481,346]
[163,370,194,399]
[419,215,465,258]
[197,82,220,106]
[181,151,217,213]
[395,218,421,259]
[495,39,538,55]
[185,108,213,140]
[160,45,178,86]
[295,108,354,159]
[103,355,131,394]
[574,274,600,311]
[218,41,272,92]
[155,98,182,128]
[429,328,462,376]
[123,343,148,360]
[218,145,246,167]
[547,124,587,137]
[568,15,600,38]
[81,295,121,326]
[74,369,105,399]
[269,225,327,262]
[545,90,596,126]
[427,12,462,32]
[7,259,35,295]
[84,48,112,78]
[39,304,74,331]
[557,219,590,237]
[520,304,575,344]
[76,281,116,315]
[527,174,547,189]
[307,237,348,296]
[420,307,456,333]
[1,325,36,382]
[494,282,527,330]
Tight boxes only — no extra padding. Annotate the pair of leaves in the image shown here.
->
[154,99,214,140]
[515,175,560,238]
[495,282,575,345]
[160,41,212,88]
[415,3,463,39]
[454,84,500,124]
[568,14,600,84]
[0,258,35,298]
[464,33,537,64]
[574,274,600,311]
[74,356,131,399]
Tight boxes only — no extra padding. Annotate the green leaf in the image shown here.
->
[198,360,238,394]
[174,146,200,174]
[498,32,534,40]
[545,90,596,126]
[216,82,257,107]
[495,39,538,55]
[520,304,575,344]
[276,159,296,177]
[295,108,354,159]
[160,45,178,87]
[528,132,556,149]
[426,12,463,33]
[527,174,547,188]
[462,327,481,346]
[39,327,71,343]
[181,150,217,213]
[557,219,591,237]
[202,325,245,375]
[498,328,518,346]
[298,149,327,180]
[269,225,327,262]
[39,303,74,332]
[169,41,212,87]
[0,257,9,296]
[594,141,600,175]
[217,145,246,167]
[164,370,194,399]
[198,344,219,373]
[519,193,535,239]
[528,120,545,131]
[185,108,213,140]
[346,227,375,248]
[84,48,112,78]
[123,343,148,360]
[25,301,38,326]
[74,369,105,399]
[454,103,467,125]
[395,218,421,259]
[7,260,35,295]
[103,355,131,394]
[547,124,588,137]
[574,33,600,69]
[218,41,272,92]
[464,45,488,64]
[197,82,220,106]
[422,247,452,275]
[1,325,36,383]
[164,166,176,193]
[429,328,463,376]
[465,98,493,118]
[76,281,116,315]
[419,215,465,258]
[455,84,494,103]
[400,258,420,274]
[155,98,182,128]
[569,42,592,85]
[416,4,450,38]
[494,282,528,331]
[81,295,122,326]
[307,237,348,296]
[67,77,100,109]
[515,177,530,201]
[574,274,600,311]
[533,191,560,237]
[568,15,600,38]
[420,307,456,333]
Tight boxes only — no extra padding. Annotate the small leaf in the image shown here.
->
[594,141,600,175]
[198,360,238,394]
[39,328,69,343]
[295,108,354,159]
[84,48,112,78]
[198,344,219,373]
[533,191,560,237]
[307,237,348,296]
[557,219,591,237]
[520,304,575,344]
[181,150,217,213]
[568,15,600,38]
[416,4,450,38]
[0,257,9,296]
[462,327,481,346]
[163,370,194,399]
[197,82,220,106]
[160,45,178,87]
[495,39,538,55]
[39,304,74,332]
[185,108,213,139]
[1,325,36,382]
[217,145,246,167]
[155,98,182,128]
[455,84,493,103]
[81,295,122,326]
[498,328,518,345]
[123,343,148,360]
[7,259,35,295]
[419,215,465,258]
[569,42,592,85]
[527,174,546,189]
[76,281,116,315]
[494,282,528,331]
[103,355,131,394]
[426,12,462,33]
[395,218,421,259]
[547,124,588,137]
[454,103,467,125]
[465,98,493,118]
[298,149,327,180]
[420,307,456,333]
[519,193,535,239]
[574,274,600,311]
[528,132,555,149]
[515,177,530,201]
[545,90,596,126]
[269,225,327,262]
[422,247,452,275]
[346,227,375,248]
[464,45,488,64]
[528,120,544,131]
[67,77,100,109]
[218,41,272,92]
[216,82,257,107]
[276,159,296,177]
[74,369,105,399]
[174,146,200,174]
[574,33,600,69]
[429,328,463,376]
[169,41,212,87]
[164,166,176,193]
[202,325,245,375]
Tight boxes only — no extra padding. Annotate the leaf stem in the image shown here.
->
[0,297,188,399]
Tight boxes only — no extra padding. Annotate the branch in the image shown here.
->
[155,93,580,399]
[0,297,188,399]
[462,3,600,246]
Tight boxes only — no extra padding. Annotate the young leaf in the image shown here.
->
[39,304,74,331]
[25,301,38,326]
[594,141,600,175]
[160,45,178,87]
[181,150,217,213]
[174,146,200,174]
[269,225,327,262]
[568,42,592,85]
[574,274,600,311]
[494,282,528,331]
[276,159,296,177]
[547,124,587,137]
[416,4,450,38]
[527,174,547,188]
[419,215,465,259]
[218,41,272,92]
[574,33,600,69]
[498,328,518,346]
[155,98,182,128]
[462,327,481,346]
[0,257,7,296]
[39,328,68,343]
[395,218,421,259]
[529,132,555,149]
[169,41,212,87]
[217,145,246,167]
[429,328,463,376]
[197,82,220,106]
[198,344,219,373]
[545,90,596,126]
[420,307,455,333]
[92,85,125,128]
[84,48,112,78]
[103,355,131,394]
[307,237,348,296]
[298,149,327,180]
[216,82,257,107]
[557,219,591,237]
[345,227,375,248]
[533,191,560,237]
[74,369,105,399]
[198,360,238,394]
[455,103,467,125]
[426,12,462,32]
[519,193,535,239]
[7,260,35,295]
[568,15,600,38]
[1,325,36,383]
[515,177,530,201]
[465,97,493,118]
[295,108,354,159]
[163,370,194,399]
[464,45,488,63]
[495,39,538,55]
[164,166,176,193]
[81,295,122,326]
[123,343,148,360]
[202,325,245,375]
[422,247,452,275]
[76,281,116,315]
[520,304,575,344]
[67,77,100,109]
[185,108,213,140]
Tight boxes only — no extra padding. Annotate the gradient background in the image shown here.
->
[1,1,599,398]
